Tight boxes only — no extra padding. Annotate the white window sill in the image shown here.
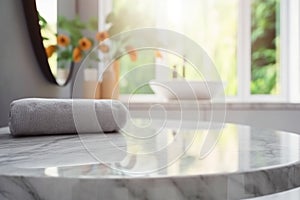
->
[120,95,300,111]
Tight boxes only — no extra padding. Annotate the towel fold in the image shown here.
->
[9,98,128,136]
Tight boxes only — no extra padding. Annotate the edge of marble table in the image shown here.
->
[1,126,300,200]
[2,162,300,200]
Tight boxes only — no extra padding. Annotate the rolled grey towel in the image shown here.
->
[9,98,128,136]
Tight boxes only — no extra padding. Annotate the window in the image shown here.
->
[250,0,280,95]
[99,0,300,102]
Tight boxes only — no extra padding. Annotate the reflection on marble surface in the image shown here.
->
[1,120,300,199]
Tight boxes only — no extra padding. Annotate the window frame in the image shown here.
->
[232,0,288,102]
[287,0,300,102]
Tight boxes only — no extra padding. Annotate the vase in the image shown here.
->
[84,68,98,81]
[101,60,120,99]
[83,68,101,99]
[56,68,68,85]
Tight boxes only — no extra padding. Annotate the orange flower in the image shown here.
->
[99,44,110,53]
[45,45,56,58]
[78,37,92,51]
[126,46,137,62]
[96,31,109,42]
[155,50,163,58]
[72,47,82,63]
[57,34,70,47]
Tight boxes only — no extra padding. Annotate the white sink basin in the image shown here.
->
[149,80,224,100]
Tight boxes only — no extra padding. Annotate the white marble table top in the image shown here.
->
[1,119,300,199]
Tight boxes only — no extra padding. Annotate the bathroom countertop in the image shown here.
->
[1,119,300,200]
[124,101,300,111]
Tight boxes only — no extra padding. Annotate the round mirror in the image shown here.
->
[35,0,74,86]
[22,0,83,86]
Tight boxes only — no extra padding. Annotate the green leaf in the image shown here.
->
[38,12,48,29]
[105,12,115,24]
[87,17,98,31]
[42,36,49,41]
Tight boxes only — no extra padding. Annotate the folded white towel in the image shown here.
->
[9,98,128,136]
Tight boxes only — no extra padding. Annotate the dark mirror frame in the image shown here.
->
[22,0,74,86]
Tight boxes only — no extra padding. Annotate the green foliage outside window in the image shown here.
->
[251,0,280,94]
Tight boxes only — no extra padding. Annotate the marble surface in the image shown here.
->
[1,119,300,199]
[245,187,300,200]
